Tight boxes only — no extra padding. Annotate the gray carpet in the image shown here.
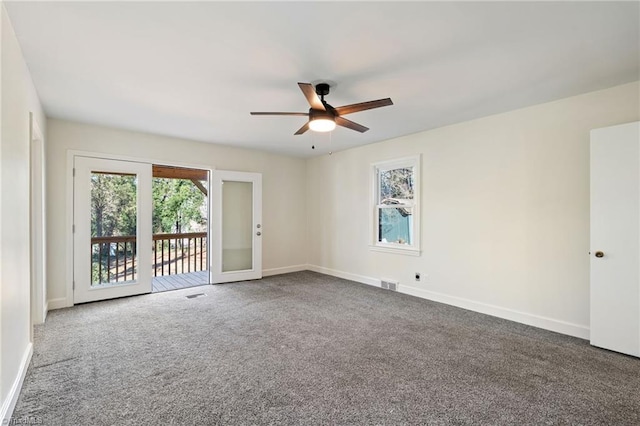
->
[12,271,640,425]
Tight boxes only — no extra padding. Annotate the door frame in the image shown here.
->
[29,113,46,330]
[65,150,213,307]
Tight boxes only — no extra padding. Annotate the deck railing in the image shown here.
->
[153,232,207,276]
[91,232,207,284]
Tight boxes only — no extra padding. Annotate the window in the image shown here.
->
[372,156,420,255]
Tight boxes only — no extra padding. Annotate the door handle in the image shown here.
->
[594,251,604,258]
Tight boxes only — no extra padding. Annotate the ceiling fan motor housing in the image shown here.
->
[315,83,331,97]
[309,108,334,121]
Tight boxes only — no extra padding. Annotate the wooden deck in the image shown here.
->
[152,271,209,293]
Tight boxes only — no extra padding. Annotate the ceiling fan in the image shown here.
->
[250,83,393,135]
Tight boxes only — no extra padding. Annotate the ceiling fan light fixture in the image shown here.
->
[309,117,336,132]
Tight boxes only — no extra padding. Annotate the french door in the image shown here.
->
[73,156,152,303]
[211,171,262,283]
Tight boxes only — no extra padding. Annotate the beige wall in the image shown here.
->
[0,4,46,421]
[45,119,308,306]
[307,81,640,338]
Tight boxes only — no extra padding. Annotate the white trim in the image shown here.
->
[66,149,214,172]
[263,264,307,277]
[370,155,421,253]
[306,264,380,287]
[371,156,421,170]
[29,113,47,327]
[306,264,590,339]
[1,343,33,424]
[207,172,213,286]
[47,297,70,310]
[399,283,590,340]
[66,152,74,307]
[53,254,591,339]
[369,245,421,256]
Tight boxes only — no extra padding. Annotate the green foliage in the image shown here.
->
[152,178,206,234]
[90,175,206,284]
[91,174,207,238]
[91,173,137,237]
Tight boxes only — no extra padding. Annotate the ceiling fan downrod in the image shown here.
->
[315,83,331,103]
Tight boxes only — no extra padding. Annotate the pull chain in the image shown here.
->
[329,131,332,155]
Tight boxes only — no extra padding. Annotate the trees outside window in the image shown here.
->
[152,178,206,234]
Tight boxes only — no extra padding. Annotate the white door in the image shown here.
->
[590,121,640,357]
[73,156,152,303]
[211,171,262,283]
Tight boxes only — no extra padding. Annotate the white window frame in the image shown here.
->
[370,155,421,256]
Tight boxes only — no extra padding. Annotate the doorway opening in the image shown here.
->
[151,165,209,293]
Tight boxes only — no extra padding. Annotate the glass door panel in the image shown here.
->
[91,172,138,286]
[222,181,253,272]
[74,157,152,303]
[212,171,262,283]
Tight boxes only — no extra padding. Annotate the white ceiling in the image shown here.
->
[5,1,639,157]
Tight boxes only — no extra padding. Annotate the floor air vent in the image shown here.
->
[380,279,399,291]
[186,293,206,299]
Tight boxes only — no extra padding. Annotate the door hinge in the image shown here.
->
[72,224,75,233]
[73,168,76,177]
[73,281,75,290]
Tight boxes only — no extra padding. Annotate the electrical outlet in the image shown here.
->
[415,272,421,281]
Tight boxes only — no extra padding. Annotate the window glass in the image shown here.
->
[379,167,414,201]
[379,207,413,245]
[372,157,420,253]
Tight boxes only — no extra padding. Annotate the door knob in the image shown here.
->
[256,231,261,236]
[594,251,604,258]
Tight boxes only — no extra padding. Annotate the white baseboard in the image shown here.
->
[43,300,49,322]
[399,283,590,340]
[263,264,307,277]
[0,343,33,424]
[47,265,304,308]
[306,264,590,340]
[47,297,70,311]
[46,265,589,339]
[306,264,380,287]
[48,266,306,308]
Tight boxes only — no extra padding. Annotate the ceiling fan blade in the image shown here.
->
[250,112,309,116]
[334,98,393,116]
[294,122,310,135]
[335,116,369,133]
[298,83,325,111]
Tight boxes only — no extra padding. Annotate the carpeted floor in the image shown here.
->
[12,271,640,425]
